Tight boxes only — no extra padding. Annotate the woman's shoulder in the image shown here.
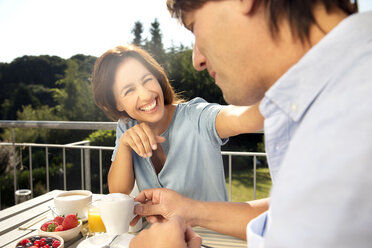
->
[178,97,208,109]
[117,118,138,131]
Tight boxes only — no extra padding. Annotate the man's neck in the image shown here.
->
[264,3,349,88]
[309,2,349,46]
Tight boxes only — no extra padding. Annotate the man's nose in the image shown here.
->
[192,43,207,71]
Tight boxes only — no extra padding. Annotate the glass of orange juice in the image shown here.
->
[88,202,106,235]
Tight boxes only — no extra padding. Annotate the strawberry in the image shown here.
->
[41,221,54,231]
[46,222,58,232]
[53,216,64,225]
[54,225,64,232]
[62,214,79,230]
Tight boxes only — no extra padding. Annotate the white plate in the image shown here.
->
[77,233,135,248]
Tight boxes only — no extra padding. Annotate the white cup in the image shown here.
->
[54,190,92,218]
[97,193,138,235]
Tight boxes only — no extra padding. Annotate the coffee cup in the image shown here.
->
[54,190,92,218]
[97,193,138,235]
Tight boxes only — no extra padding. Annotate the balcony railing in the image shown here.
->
[0,120,267,208]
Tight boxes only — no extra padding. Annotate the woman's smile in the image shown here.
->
[139,97,159,113]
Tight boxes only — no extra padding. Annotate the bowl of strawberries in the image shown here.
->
[38,214,82,242]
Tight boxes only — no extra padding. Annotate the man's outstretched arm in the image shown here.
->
[133,188,269,240]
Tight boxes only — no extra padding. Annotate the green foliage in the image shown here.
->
[165,48,225,104]
[131,21,144,47]
[145,19,166,65]
[1,105,62,143]
[87,130,116,147]
[51,59,107,121]
[0,55,67,119]
[226,168,272,202]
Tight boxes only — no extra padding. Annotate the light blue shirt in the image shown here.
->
[112,97,229,202]
[248,11,372,247]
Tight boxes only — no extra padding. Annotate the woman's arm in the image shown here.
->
[108,136,135,194]
[215,102,264,139]
[108,122,166,194]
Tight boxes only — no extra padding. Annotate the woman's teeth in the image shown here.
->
[140,100,157,112]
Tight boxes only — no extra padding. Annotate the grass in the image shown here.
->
[226,167,272,202]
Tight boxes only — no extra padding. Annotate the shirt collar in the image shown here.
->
[260,11,372,121]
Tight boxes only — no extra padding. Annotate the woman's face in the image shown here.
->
[112,57,165,123]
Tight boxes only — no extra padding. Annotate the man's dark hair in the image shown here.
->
[167,0,358,42]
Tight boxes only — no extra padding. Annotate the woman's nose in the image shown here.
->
[192,43,207,71]
[138,85,153,100]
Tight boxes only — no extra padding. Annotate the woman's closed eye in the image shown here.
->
[143,77,153,84]
[122,87,134,97]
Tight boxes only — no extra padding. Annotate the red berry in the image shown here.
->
[46,222,58,232]
[53,216,64,225]
[43,245,50,248]
[40,238,46,246]
[54,225,64,232]
[20,239,31,245]
[52,240,61,248]
[41,221,53,231]
[62,214,79,230]
[34,240,41,247]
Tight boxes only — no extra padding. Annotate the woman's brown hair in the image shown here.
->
[92,44,182,121]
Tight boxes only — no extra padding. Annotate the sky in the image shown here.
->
[0,0,371,64]
[0,0,194,63]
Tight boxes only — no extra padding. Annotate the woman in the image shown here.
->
[91,44,263,201]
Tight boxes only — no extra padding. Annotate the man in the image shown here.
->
[130,0,372,247]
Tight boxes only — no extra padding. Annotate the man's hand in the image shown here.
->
[129,216,201,248]
[130,188,197,226]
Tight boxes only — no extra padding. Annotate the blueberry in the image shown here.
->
[25,242,33,247]
[46,237,53,244]
[16,246,23,248]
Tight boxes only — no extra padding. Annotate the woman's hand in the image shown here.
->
[120,122,166,158]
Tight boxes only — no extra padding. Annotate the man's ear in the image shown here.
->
[240,0,256,15]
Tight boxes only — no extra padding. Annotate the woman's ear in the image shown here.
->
[240,0,256,15]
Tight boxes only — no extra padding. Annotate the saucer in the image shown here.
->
[77,233,135,248]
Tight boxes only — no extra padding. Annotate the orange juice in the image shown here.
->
[88,207,106,233]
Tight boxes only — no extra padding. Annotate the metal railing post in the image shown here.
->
[228,155,232,201]
[99,149,103,194]
[63,148,66,190]
[253,155,257,200]
[29,146,33,198]
[45,147,49,192]
[12,128,17,204]
[80,149,84,190]
[84,142,91,191]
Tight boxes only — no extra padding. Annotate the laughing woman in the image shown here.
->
[91,45,263,201]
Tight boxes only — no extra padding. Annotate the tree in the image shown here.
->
[131,21,144,47]
[146,19,165,65]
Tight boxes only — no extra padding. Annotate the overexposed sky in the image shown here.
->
[0,0,194,63]
[0,0,371,64]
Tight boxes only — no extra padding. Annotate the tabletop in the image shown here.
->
[0,190,247,248]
